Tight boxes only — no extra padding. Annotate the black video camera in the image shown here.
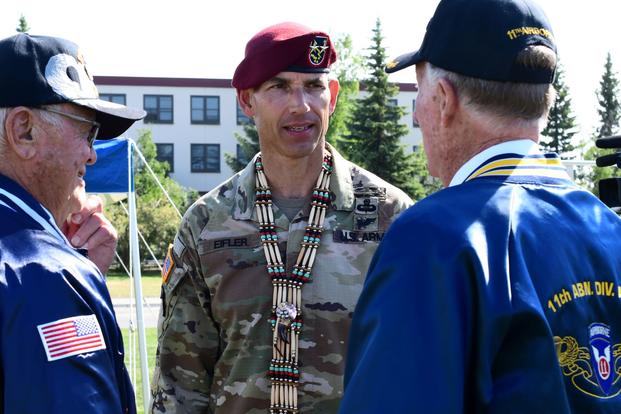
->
[595,135,621,209]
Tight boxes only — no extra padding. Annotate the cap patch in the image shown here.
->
[308,36,329,66]
[386,60,399,70]
[45,53,98,101]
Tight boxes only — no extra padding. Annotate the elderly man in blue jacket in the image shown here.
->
[341,0,621,412]
[0,33,145,413]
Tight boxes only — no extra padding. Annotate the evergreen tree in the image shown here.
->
[585,53,621,194]
[595,53,620,139]
[16,15,30,33]
[343,19,420,198]
[224,121,260,172]
[326,34,362,148]
[540,64,577,158]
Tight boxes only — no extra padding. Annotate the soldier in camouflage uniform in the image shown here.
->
[151,22,413,414]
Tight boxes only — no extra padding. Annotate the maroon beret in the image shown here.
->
[232,22,338,90]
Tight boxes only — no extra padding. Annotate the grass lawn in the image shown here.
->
[107,270,162,298]
[122,327,158,414]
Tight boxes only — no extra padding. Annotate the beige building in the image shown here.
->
[95,76,421,193]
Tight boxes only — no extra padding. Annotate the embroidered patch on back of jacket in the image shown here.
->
[37,314,106,362]
[555,322,621,398]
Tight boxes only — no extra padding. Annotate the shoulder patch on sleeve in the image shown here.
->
[37,314,106,362]
[162,244,175,284]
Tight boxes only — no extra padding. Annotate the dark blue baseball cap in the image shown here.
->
[0,33,146,139]
[386,0,557,84]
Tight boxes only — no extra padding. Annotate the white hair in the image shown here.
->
[37,105,65,128]
[0,106,65,157]
[423,62,553,133]
[0,108,7,155]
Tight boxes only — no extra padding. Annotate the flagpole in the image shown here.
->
[128,139,151,412]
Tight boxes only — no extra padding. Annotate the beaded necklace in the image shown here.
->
[254,153,334,414]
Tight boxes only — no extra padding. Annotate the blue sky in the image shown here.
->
[2,0,620,148]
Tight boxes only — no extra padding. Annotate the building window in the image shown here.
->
[236,144,251,166]
[412,145,420,153]
[387,98,398,106]
[236,101,253,125]
[191,96,220,124]
[156,143,174,173]
[412,99,419,127]
[99,93,126,105]
[191,144,220,172]
[144,95,173,124]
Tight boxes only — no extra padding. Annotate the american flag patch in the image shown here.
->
[37,315,106,362]
[162,243,175,284]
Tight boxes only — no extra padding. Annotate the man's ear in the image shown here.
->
[437,78,458,128]
[328,78,340,115]
[237,89,255,117]
[4,107,38,160]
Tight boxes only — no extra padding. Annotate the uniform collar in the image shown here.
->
[0,173,69,244]
[449,139,553,187]
[232,143,355,221]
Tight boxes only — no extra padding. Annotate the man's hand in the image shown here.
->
[62,195,118,275]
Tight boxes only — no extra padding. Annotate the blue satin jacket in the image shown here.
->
[0,174,135,413]
[341,149,621,413]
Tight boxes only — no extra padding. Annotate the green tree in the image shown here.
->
[343,19,423,199]
[224,121,260,172]
[108,130,197,266]
[595,53,620,139]
[326,34,363,148]
[541,63,577,158]
[585,53,621,194]
[16,15,30,33]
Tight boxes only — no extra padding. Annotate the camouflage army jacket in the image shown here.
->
[151,145,413,413]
